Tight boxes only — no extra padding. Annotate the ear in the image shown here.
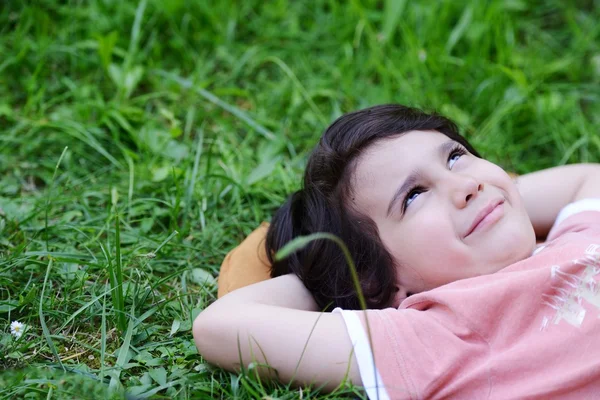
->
[390,285,409,308]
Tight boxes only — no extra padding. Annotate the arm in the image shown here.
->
[193,274,362,391]
[515,163,600,239]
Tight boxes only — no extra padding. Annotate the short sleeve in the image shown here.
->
[332,307,390,400]
[546,198,600,241]
[333,305,490,399]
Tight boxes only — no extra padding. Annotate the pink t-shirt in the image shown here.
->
[334,199,600,399]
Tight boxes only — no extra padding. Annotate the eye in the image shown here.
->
[401,144,468,212]
[448,145,466,168]
[402,185,426,210]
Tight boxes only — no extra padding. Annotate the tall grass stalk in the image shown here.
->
[275,233,380,396]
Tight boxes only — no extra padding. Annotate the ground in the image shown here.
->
[1,0,599,398]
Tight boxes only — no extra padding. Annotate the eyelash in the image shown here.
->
[401,144,468,213]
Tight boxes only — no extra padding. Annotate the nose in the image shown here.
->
[446,174,483,208]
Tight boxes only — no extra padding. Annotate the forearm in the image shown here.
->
[516,163,600,239]
[192,275,359,390]
[573,166,600,200]
[215,274,320,311]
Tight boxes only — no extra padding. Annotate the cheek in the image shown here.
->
[390,213,467,264]
[486,162,517,193]
[388,216,472,291]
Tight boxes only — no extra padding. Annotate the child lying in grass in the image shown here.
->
[193,104,600,399]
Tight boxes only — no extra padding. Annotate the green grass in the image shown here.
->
[1,0,599,398]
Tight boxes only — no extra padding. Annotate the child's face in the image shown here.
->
[351,130,536,296]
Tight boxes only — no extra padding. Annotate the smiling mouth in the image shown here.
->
[465,199,505,238]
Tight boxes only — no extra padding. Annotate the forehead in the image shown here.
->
[353,130,448,183]
[351,131,450,219]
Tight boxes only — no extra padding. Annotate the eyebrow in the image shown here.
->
[386,140,458,217]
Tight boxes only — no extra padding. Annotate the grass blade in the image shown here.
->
[185,123,204,226]
[45,146,68,251]
[153,70,276,140]
[114,212,126,333]
[153,230,179,255]
[39,258,64,370]
[100,283,108,382]
[108,313,135,391]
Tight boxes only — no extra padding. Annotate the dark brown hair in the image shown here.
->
[266,104,481,311]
